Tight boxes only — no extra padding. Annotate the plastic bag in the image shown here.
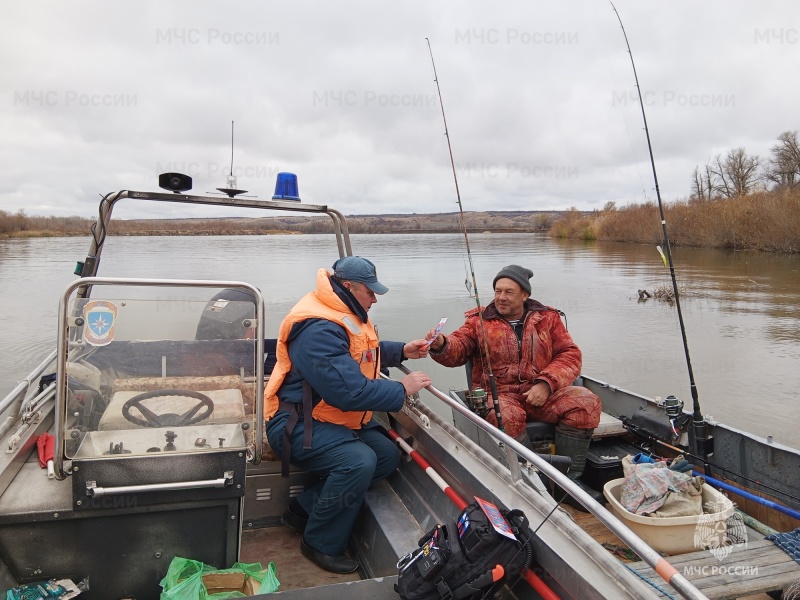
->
[6,580,66,600]
[160,556,279,599]
[257,563,280,595]
[5,578,86,600]
[160,558,210,600]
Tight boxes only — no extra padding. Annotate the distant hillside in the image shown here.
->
[347,211,559,233]
[1,209,563,237]
[98,211,561,236]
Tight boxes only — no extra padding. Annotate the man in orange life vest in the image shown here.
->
[426,265,601,486]
[265,256,431,574]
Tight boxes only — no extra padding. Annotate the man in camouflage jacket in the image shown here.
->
[427,265,601,484]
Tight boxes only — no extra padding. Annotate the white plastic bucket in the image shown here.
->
[603,477,734,555]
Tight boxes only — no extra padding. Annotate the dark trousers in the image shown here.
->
[282,421,400,555]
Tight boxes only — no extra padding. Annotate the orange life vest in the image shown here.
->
[264,268,380,429]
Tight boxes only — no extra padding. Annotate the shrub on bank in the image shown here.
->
[550,188,800,253]
[550,207,599,241]
[0,211,93,236]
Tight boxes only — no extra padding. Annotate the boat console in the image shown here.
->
[0,278,265,599]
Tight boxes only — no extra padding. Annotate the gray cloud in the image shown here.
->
[1,0,798,219]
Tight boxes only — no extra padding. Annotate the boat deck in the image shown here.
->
[240,525,404,599]
[240,526,360,591]
[629,539,798,600]
[561,505,799,599]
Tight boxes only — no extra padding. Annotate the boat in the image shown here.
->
[0,174,798,600]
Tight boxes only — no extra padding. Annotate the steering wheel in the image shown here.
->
[122,389,214,428]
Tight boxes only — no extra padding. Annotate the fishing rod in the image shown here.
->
[425,38,504,433]
[608,3,711,474]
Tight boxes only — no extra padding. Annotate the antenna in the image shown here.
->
[215,120,249,198]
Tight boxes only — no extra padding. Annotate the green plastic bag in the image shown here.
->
[160,556,279,599]
[256,562,280,595]
[160,557,214,600]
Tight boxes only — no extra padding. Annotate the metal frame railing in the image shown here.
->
[76,190,352,294]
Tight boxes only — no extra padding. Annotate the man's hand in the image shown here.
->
[401,371,432,396]
[525,381,551,407]
[425,330,445,352]
[404,339,431,359]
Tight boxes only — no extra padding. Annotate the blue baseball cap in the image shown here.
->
[332,256,389,295]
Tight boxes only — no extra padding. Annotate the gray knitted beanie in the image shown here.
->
[493,265,533,295]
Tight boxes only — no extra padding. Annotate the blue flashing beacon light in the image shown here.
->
[272,172,301,201]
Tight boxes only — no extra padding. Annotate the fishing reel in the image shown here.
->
[663,395,684,419]
[660,395,690,440]
[466,387,490,418]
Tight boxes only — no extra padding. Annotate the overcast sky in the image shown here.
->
[2,1,798,220]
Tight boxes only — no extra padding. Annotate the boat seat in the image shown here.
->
[263,338,277,376]
[524,411,626,441]
[82,339,257,377]
[593,412,626,438]
[527,421,555,441]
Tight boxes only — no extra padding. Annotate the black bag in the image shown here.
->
[395,499,531,600]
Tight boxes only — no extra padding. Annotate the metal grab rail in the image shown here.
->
[86,471,234,497]
[4,384,55,453]
[0,350,57,418]
[394,364,708,600]
[78,190,351,292]
[21,383,56,418]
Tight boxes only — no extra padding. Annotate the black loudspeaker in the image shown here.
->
[158,172,193,193]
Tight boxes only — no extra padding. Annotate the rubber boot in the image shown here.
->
[552,424,603,511]
[555,424,592,481]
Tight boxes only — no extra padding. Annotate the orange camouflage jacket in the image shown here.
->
[430,299,582,396]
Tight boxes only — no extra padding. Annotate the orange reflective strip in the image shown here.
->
[654,558,679,582]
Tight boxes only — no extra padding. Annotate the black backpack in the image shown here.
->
[395,499,532,600]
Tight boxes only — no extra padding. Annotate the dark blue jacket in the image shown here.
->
[266,279,408,456]
[274,318,407,413]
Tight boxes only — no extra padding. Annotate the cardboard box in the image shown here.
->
[202,570,263,596]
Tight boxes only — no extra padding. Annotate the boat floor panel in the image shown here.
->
[240,526,360,591]
[559,503,635,560]
[266,576,398,599]
[560,503,796,598]
[628,539,799,599]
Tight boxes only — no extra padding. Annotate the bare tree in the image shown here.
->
[690,165,715,201]
[727,148,761,196]
[709,148,760,198]
[602,201,617,212]
[691,166,703,200]
[765,130,800,190]
[709,154,733,198]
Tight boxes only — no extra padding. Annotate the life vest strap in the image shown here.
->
[278,381,314,478]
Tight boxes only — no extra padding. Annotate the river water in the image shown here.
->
[1,233,798,447]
